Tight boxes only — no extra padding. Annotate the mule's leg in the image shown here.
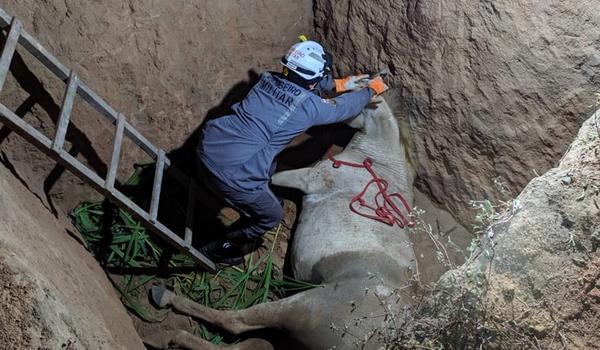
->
[143,329,274,350]
[152,286,303,335]
[151,283,384,350]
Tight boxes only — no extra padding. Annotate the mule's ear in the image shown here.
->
[271,168,312,193]
[346,113,365,129]
[271,167,327,194]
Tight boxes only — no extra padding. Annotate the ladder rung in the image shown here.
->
[105,113,125,189]
[184,184,196,248]
[149,149,166,222]
[52,72,79,151]
[0,17,22,93]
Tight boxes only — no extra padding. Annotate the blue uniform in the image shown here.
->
[198,72,373,240]
[315,73,335,95]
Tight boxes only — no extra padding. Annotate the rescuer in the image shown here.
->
[197,39,387,266]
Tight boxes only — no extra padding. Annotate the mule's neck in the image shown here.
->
[342,103,413,196]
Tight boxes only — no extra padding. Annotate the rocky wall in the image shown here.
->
[314,0,600,224]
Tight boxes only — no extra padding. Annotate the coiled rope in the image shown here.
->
[329,156,415,228]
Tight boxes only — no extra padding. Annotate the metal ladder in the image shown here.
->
[0,7,216,272]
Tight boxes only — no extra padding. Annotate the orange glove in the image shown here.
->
[368,76,388,96]
[334,74,369,92]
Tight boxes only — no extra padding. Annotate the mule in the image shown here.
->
[144,95,417,350]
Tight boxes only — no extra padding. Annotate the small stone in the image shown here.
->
[589,54,600,67]
[591,229,600,242]
[502,288,515,302]
[530,324,548,337]
[571,257,587,267]
[561,176,572,185]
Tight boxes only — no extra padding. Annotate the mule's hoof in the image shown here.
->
[151,286,172,308]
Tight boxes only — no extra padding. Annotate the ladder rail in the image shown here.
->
[123,120,160,160]
[0,17,21,92]
[0,9,216,272]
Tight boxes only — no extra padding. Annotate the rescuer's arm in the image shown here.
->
[315,73,371,94]
[309,77,388,125]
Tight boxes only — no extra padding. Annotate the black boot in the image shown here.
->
[224,230,263,254]
[200,240,245,267]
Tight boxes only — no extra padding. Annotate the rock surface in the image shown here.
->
[314,0,600,225]
[0,163,145,349]
[484,112,600,348]
[422,111,600,348]
[0,0,312,212]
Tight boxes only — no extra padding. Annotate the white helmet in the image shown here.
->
[281,40,329,81]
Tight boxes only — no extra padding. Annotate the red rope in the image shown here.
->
[329,156,415,228]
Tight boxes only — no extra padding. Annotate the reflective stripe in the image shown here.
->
[281,56,322,77]
[276,89,309,126]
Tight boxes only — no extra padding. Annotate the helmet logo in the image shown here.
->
[289,48,306,59]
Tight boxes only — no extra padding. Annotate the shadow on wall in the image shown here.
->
[168,69,261,164]
[0,31,108,217]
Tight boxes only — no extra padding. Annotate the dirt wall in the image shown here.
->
[0,163,144,349]
[0,0,313,213]
[0,1,313,348]
[314,0,600,225]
